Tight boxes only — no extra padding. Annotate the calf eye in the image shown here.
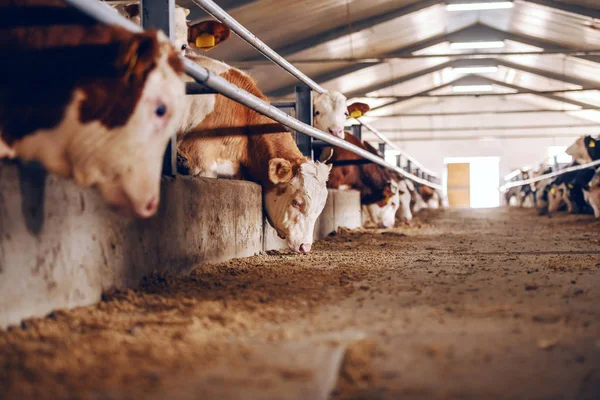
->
[181,44,187,51]
[155,104,167,117]
[292,200,301,208]
[344,111,349,116]
[399,190,405,195]
[314,111,320,116]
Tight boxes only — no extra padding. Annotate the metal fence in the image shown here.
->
[68,0,441,190]
[499,159,600,192]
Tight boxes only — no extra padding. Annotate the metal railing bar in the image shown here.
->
[271,101,296,109]
[227,50,600,65]
[499,159,600,192]
[356,118,439,177]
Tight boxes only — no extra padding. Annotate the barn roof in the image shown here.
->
[178,0,600,143]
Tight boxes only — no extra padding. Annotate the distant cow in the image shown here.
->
[324,133,399,228]
[566,135,600,164]
[546,162,581,216]
[177,55,330,254]
[0,0,186,218]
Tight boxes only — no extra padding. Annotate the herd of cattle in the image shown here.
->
[0,0,444,253]
[505,135,600,218]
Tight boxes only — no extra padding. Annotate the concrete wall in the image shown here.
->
[0,162,361,328]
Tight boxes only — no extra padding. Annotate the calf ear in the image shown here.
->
[346,102,371,119]
[319,147,334,163]
[316,162,332,183]
[405,179,415,191]
[188,20,231,50]
[268,158,293,184]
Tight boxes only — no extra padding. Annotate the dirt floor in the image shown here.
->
[1,208,600,400]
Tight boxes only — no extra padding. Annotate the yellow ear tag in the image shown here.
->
[589,141,596,148]
[568,183,574,189]
[350,110,362,119]
[196,33,215,49]
[550,188,555,194]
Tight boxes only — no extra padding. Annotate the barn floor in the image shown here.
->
[1,208,600,399]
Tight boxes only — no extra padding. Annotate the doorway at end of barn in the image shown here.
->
[444,157,500,208]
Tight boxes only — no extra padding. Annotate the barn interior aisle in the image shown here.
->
[2,209,599,399]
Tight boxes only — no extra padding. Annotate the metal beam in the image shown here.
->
[365,87,600,99]
[369,76,474,112]
[267,22,600,98]
[345,60,456,99]
[377,123,599,133]
[249,0,442,60]
[375,108,600,117]
[521,0,600,19]
[230,50,600,66]
[479,76,600,110]
[266,30,451,98]
[381,132,600,142]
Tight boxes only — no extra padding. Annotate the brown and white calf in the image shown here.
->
[177,55,330,254]
[0,0,186,218]
[324,133,399,228]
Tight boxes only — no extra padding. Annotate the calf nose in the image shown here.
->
[136,195,159,218]
[328,127,344,138]
[299,243,312,254]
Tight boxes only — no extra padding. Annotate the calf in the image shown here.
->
[0,0,185,217]
[177,55,330,253]
[546,163,581,216]
[325,133,399,228]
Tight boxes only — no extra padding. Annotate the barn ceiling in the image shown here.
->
[176,0,600,142]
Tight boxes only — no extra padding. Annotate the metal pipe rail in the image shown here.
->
[356,118,439,178]
[503,155,561,182]
[190,0,439,181]
[65,0,441,190]
[499,159,600,192]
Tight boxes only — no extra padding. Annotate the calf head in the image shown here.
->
[313,91,348,138]
[118,4,230,55]
[566,136,597,164]
[264,159,331,253]
[396,179,413,224]
[11,32,186,218]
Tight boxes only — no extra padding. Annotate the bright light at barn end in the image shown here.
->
[446,2,514,11]
[453,66,499,74]
[452,84,493,93]
[450,41,505,49]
